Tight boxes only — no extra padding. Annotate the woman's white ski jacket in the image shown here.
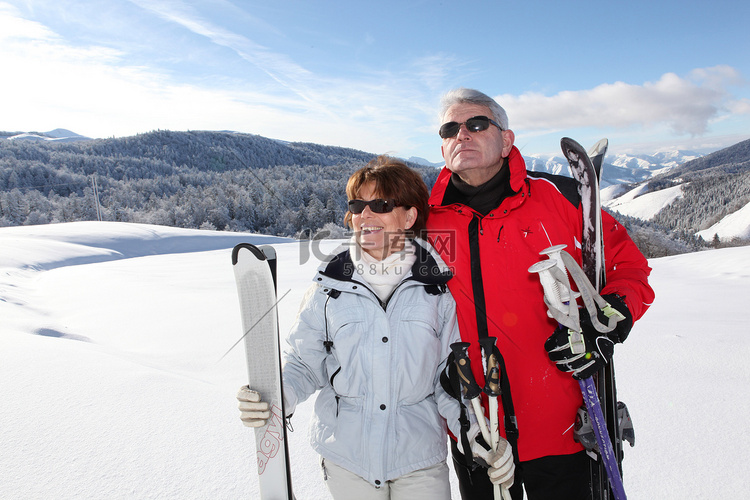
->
[281,238,462,487]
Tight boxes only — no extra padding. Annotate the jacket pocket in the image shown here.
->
[323,306,368,397]
[398,305,443,402]
[400,304,440,339]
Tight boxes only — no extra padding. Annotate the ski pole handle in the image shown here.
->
[528,260,580,333]
[451,342,492,445]
[539,244,567,272]
[478,337,501,398]
[478,337,502,447]
[451,342,483,400]
[528,260,566,311]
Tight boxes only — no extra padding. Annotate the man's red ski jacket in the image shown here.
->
[426,145,654,462]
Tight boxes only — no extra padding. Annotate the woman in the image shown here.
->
[237,157,509,499]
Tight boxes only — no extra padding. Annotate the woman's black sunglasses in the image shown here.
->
[348,199,400,214]
[438,115,502,139]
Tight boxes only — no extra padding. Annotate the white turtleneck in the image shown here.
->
[349,238,417,302]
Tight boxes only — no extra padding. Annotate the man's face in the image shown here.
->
[440,103,514,186]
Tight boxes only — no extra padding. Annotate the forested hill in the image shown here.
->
[666,138,750,177]
[643,138,750,237]
[86,130,379,171]
[0,130,439,236]
[4,128,748,257]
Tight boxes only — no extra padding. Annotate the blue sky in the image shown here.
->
[1,0,748,163]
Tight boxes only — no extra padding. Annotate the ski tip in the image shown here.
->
[231,243,266,265]
[259,245,277,261]
[560,137,589,159]
[588,138,609,157]
[560,136,585,152]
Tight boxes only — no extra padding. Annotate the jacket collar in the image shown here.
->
[428,145,527,207]
[318,238,452,286]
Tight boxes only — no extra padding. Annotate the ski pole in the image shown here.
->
[529,248,627,500]
[451,342,508,500]
[478,336,512,500]
[450,342,492,445]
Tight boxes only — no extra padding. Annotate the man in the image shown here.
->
[426,88,654,500]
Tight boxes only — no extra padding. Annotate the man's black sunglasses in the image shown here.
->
[438,115,503,139]
[348,199,400,214]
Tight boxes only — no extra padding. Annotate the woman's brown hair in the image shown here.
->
[344,156,429,237]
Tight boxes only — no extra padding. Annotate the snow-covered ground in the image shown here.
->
[602,181,750,243]
[603,183,683,221]
[696,201,750,242]
[2,222,749,499]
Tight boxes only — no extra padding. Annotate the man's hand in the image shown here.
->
[545,294,632,380]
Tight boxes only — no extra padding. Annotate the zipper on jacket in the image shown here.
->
[323,292,336,353]
[382,277,417,310]
[329,366,341,388]
[346,276,389,310]
[356,273,428,311]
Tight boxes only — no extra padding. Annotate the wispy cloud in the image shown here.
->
[121,0,447,150]
[0,0,440,156]
[2,0,747,162]
[126,0,323,108]
[0,2,53,39]
[497,66,749,137]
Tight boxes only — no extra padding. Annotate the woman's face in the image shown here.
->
[351,181,417,260]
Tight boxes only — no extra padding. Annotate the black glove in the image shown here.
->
[599,293,633,343]
[545,294,632,380]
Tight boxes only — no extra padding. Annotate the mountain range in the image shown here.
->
[3,129,710,187]
[411,148,705,187]
[413,138,750,244]
[1,129,92,143]
[604,138,750,243]
[1,128,748,251]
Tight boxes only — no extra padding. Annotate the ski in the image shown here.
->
[588,138,609,182]
[232,243,294,500]
[560,137,625,500]
[582,137,613,500]
[586,137,625,500]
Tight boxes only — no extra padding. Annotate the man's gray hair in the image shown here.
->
[439,88,509,130]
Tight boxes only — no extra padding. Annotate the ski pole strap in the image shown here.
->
[439,351,475,468]
[494,347,519,461]
[467,217,491,341]
[559,250,624,334]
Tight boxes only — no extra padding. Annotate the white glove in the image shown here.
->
[456,416,515,489]
[456,419,486,457]
[486,438,515,488]
[237,386,270,428]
